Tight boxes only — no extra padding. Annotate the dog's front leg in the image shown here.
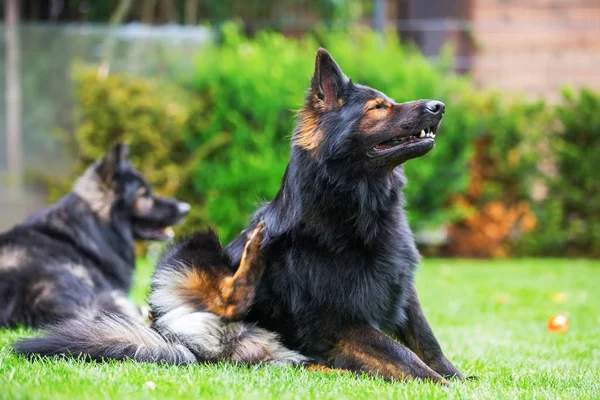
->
[217,223,266,321]
[328,326,447,384]
[394,285,464,379]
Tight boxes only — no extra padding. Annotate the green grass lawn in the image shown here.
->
[1,259,599,399]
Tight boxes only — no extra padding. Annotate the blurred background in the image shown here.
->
[1,0,599,258]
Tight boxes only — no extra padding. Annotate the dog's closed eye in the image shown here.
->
[364,98,390,113]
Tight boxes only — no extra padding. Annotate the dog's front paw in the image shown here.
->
[427,357,465,380]
[246,222,265,251]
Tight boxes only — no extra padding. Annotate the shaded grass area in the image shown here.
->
[1,259,599,399]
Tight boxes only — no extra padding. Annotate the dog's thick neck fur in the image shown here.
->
[262,150,408,251]
[22,187,136,290]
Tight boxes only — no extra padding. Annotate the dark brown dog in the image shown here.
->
[225,48,464,383]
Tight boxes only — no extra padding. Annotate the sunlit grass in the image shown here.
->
[1,259,599,399]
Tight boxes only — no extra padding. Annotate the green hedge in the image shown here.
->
[52,66,221,234]
[62,26,478,242]
[183,26,480,240]
[520,89,600,257]
[55,26,599,256]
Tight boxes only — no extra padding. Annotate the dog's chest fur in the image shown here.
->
[281,229,415,320]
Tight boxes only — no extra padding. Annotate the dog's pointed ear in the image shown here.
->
[311,48,347,109]
[97,142,129,182]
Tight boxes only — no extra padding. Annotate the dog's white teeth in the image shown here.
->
[420,130,426,138]
[432,134,436,139]
[163,227,175,238]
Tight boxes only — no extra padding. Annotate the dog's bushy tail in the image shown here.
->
[15,311,196,365]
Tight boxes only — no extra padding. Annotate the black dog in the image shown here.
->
[224,48,464,383]
[0,143,189,328]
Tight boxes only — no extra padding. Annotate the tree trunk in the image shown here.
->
[185,0,198,25]
[5,0,22,189]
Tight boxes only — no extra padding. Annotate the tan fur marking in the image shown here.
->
[178,268,224,313]
[333,333,411,381]
[293,108,324,155]
[73,166,115,221]
[358,98,395,136]
[359,114,390,134]
[363,98,390,113]
[64,263,95,288]
[177,224,266,321]
[216,223,266,320]
[134,196,154,215]
[330,327,447,383]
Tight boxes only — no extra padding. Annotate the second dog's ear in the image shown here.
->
[98,142,129,182]
[311,48,347,109]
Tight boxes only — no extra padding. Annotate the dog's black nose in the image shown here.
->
[424,100,445,117]
[177,202,191,214]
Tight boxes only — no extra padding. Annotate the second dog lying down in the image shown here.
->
[16,224,307,366]
[0,143,190,328]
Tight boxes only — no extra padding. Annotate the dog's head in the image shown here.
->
[74,143,190,241]
[293,48,445,170]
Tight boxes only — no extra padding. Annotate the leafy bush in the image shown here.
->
[50,26,600,257]
[446,89,600,258]
[51,27,520,246]
[187,25,478,240]
[63,26,478,243]
[520,89,600,257]
[444,95,548,257]
[50,66,212,233]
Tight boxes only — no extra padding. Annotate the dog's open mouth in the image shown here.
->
[373,125,438,153]
[133,202,190,241]
[367,122,440,167]
[133,226,175,241]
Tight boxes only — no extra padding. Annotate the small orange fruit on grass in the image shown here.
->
[547,314,569,333]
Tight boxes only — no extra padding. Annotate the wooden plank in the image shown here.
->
[473,4,600,23]
[475,28,600,51]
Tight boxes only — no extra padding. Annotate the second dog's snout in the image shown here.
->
[424,100,445,118]
[177,202,191,214]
